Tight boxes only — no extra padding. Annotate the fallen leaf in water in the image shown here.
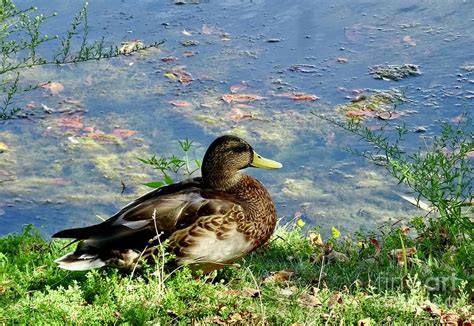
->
[164,73,177,80]
[376,111,405,120]
[226,108,253,123]
[118,40,144,54]
[56,115,83,130]
[0,142,9,152]
[201,24,214,35]
[402,35,417,46]
[62,98,83,106]
[230,81,248,93]
[165,68,193,85]
[42,82,64,96]
[169,100,190,107]
[177,71,193,85]
[183,51,197,57]
[182,29,192,36]
[222,94,265,103]
[161,56,178,62]
[275,92,319,101]
[346,108,377,118]
[112,129,137,138]
[87,129,120,144]
[289,63,318,73]
[263,269,294,283]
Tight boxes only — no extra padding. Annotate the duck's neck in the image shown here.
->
[202,168,242,191]
[225,174,277,243]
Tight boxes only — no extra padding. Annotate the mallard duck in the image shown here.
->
[53,135,282,273]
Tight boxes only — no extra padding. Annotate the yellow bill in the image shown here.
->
[251,151,283,169]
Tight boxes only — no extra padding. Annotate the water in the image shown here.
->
[0,0,472,237]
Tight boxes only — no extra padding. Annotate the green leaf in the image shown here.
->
[143,181,164,188]
[164,174,174,185]
[195,159,201,168]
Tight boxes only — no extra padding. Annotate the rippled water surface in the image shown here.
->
[0,0,472,237]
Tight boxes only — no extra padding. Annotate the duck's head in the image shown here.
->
[202,135,282,190]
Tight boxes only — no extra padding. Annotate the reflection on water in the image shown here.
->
[0,0,472,237]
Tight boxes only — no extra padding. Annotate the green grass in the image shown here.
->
[1,224,472,325]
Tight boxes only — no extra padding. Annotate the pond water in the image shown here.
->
[0,0,472,238]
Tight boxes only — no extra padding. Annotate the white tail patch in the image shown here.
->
[54,251,106,271]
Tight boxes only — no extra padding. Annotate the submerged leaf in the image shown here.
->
[226,108,253,123]
[161,56,178,62]
[56,115,84,130]
[229,81,248,93]
[275,92,319,101]
[42,82,64,96]
[169,100,191,107]
[221,94,265,103]
[112,129,137,138]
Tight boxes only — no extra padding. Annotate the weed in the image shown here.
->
[138,138,201,188]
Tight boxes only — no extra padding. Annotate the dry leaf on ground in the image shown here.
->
[279,286,297,297]
[309,232,324,247]
[328,291,343,307]
[263,269,294,283]
[298,293,322,307]
[370,238,381,255]
[326,250,349,263]
[390,247,417,267]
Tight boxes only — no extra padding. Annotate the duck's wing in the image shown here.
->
[52,177,240,251]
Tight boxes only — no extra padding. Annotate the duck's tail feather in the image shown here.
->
[54,251,106,271]
[52,224,109,239]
